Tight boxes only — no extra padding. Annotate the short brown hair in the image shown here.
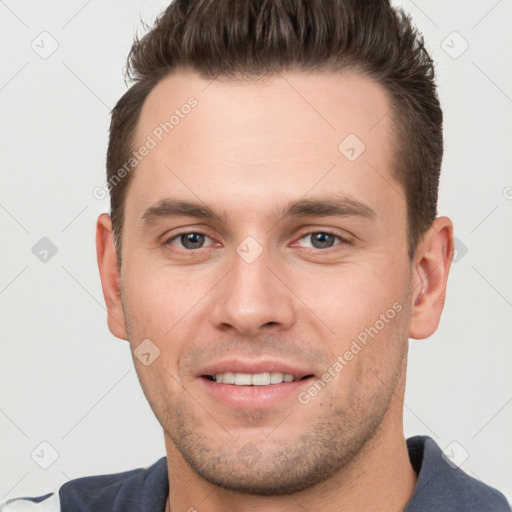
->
[107,0,442,266]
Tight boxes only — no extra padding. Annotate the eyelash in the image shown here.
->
[162,229,351,252]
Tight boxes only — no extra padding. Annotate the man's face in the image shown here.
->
[117,69,414,493]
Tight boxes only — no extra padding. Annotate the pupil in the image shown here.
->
[312,233,334,249]
[182,233,204,249]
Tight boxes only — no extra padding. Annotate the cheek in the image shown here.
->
[300,258,409,374]
[304,261,406,328]
[121,264,214,373]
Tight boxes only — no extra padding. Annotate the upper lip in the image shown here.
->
[197,359,314,379]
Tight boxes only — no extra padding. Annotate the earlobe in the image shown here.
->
[95,213,128,340]
[409,217,454,340]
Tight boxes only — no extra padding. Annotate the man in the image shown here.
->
[1,0,509,511]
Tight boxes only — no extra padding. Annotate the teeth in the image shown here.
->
[214,371,296,385]
[235,373,253,385]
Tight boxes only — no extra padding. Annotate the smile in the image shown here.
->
[205,371,312,386]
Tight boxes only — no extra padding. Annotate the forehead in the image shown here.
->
[136,68,394,152]
[127,68,400,222]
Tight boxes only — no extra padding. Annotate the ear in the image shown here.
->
[96,213,128,340]
[409,216,454,339]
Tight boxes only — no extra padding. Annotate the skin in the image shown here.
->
[96,69,453,512]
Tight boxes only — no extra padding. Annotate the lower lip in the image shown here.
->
[199,376,314,409]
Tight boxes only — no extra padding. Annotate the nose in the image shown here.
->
[209,246,296,336]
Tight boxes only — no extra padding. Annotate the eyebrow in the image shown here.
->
[141,193,376,228]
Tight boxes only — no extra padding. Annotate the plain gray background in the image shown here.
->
[1,0,511,504]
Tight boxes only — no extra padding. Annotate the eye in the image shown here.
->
[297,231,348,250]
[163,230,349,252]
[165,232,214,250]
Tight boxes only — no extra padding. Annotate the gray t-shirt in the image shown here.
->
[1,436,509,511]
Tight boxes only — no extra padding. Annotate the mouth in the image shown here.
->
[198,368,316,410]
[202,372,314,386]
[196,359,316,409]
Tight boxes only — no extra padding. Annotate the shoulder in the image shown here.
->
[0,457,168,512]
[406,436,511,511]
[0,493,60,511]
